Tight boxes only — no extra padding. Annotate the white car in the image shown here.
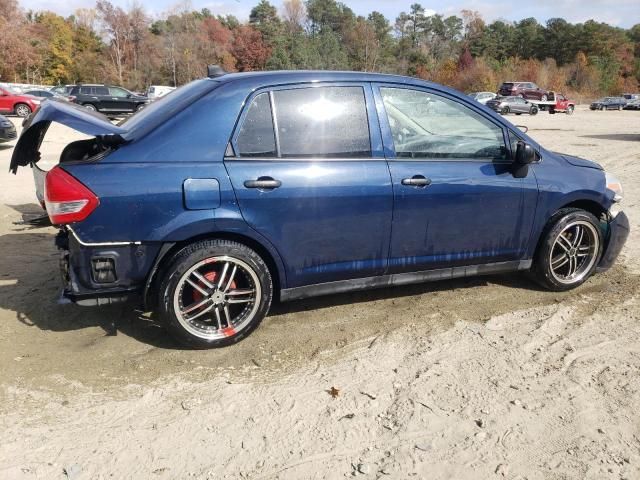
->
[146,85,176,100]
[468,92,497,104]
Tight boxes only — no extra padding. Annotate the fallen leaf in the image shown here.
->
[328,386,340,398]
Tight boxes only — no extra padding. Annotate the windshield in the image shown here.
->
[118,78,218,136]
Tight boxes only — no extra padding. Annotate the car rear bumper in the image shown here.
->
[57,228,158,306]
[597,210,629,272]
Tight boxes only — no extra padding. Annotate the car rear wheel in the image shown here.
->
[566,106,574,115]
[14,103,31,117]
[530,209,602,291]
[83,103,97,112]
[158,239,273,348]
[530,106,539,115]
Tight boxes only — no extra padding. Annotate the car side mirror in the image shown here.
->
[515,141,536,164]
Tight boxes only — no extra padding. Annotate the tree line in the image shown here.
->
[1,0,639,100]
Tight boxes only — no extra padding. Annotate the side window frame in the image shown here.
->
[372,83,512,163]
[226,82,384,161]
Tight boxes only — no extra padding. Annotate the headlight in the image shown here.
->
[606,172,623,203]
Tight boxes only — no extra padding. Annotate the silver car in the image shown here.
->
[486,96,539,115]
[468,91,497,105]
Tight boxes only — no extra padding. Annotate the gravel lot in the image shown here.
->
[1,106,639,479]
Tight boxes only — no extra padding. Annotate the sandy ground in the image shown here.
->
[0,106,639,479]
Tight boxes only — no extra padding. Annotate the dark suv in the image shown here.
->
[69,84,148,114]
[498,82,549,101]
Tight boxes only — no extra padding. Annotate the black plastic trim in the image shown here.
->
[596,211,629,272]
[280,259,532,302]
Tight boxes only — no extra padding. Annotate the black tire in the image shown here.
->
[14,103,31,117]
[530,107,538,115]
[83,103,97,112]
[158,239,273,348]
[135,104,145,112]
[566,106,574,115]
[501,106,510,114]
[530,209,603,291]
[549,109,556,115]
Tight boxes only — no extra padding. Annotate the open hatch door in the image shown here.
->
[9,99,128,174]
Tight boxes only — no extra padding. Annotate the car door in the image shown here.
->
[0,88,12,113]
[519,98,532,113]
[107,87,133,112]
[374,84,538,273]
[224,83,393,288]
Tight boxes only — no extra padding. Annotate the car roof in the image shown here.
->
[215,70,435,88]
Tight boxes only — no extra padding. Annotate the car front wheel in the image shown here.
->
[531,209,602,291]
[158,240,273,348]
[83,103,97,111]
[530,106,539,115]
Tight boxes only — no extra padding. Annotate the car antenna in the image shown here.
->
[207,65,227,78]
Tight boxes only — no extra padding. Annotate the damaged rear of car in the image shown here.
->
[10,79,221,307]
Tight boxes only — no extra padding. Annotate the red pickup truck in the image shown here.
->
[547,93,575,115]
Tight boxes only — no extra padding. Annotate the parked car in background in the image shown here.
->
[468,92,497,104]
[147,85,176,100]
[623,99,640,110]
[51,85,74,96]
[69,84,149,114]
[623,93,639,102]
[10,70,628,348]
[590,97,626,111]
[548,93,575,115]
[0,114,17,142]
[486,96,539,115]
[23,89,73,102]
[498,82,550,101]
[0,86,41,117]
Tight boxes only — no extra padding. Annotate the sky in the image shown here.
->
[19,0,640,29]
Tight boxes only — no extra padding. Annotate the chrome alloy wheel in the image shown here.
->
[549,221,599,285]
[15,104,31,117]
[173,256,261,340]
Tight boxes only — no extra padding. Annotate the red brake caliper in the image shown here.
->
[191,269,237,336]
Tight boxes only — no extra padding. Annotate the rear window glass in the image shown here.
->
[236,93,276,157]
[95,87,109,95]
[272,86,371,158]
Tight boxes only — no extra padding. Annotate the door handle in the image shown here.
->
[244,177,281,189]
[401,175,431,187]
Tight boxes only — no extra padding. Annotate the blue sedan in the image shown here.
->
[10,70,629,347]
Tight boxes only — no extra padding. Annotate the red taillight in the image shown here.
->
[44,166,99,225]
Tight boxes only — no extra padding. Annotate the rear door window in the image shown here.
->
[236,93,276,157]
[95,87,109,96]
[272,86,371,158]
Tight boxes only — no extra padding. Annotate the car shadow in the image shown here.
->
[581,134,640,142]
[0,214,547,350]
